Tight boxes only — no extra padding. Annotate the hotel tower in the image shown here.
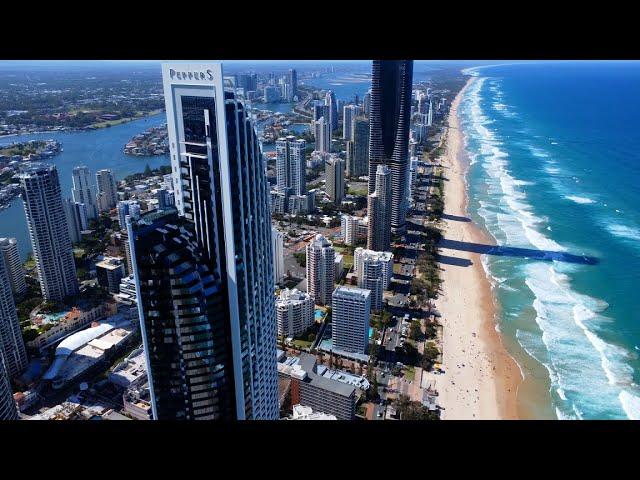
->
[128,63,279,420]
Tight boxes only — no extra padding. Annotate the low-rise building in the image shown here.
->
[41,315,138,390]
[287,404,337,420]
[277,351,356,420]
[108,346,147,389]
[123,383,152,420]
[28,301,116,350]
[96,256,126,293]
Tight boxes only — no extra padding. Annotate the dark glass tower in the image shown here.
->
[367,60,413,233]
[128,63,278,420]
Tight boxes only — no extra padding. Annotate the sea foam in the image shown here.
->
[462,74,639,420]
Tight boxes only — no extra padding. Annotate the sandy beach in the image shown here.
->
[431,76,521,420]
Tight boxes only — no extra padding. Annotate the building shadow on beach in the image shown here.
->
[439,239,599,265]
[441,213,471,223]
[437,254,473,267]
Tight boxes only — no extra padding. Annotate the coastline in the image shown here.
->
[0,109,165,139]
[432,76,522,419]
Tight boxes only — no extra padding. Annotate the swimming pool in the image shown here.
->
[314,309,325,321]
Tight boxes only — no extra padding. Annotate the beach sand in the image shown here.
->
[432,77,521,420]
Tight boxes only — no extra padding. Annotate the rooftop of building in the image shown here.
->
[42,315,136,384]
[109,346,147,387]
[95,256,124,270]
[332,285,371,300]
[277,351,357,397]
[288,404,337,420]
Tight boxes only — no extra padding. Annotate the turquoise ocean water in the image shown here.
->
[460,62,640,419]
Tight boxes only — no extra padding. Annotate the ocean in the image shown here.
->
[459,61,640,419]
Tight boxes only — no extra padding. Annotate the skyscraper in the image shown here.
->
[347,117,369,178]
[19,163,79,302]
[343,104,359,140]
[332,286,371,355]
[128,62,278,420]
[62,198,84,244]
[368,60,413,233]
[325,155,345,204]
[288,68,298,99]
[325,90,338,132]
[0,252,28,379]
[354,248,393,312]
[272,227,285,285]
[341,215,360,246]
[0,355,18,420]
[367,164,392,251]
[306,234,335,306]
[0,238,27,298]
[314,117,331,153]
[117,200,141,231]
[276,136,306,196]
[71,165,98,220]
[363,90,371,117]
[313,102,330,122]
[96,169,118,212]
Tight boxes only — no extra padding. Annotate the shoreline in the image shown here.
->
[0,109,165,139]
[433,75,522,420]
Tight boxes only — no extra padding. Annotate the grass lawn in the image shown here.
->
[404,366,415,382]
[292,339,312,349]
[348,186,368,197]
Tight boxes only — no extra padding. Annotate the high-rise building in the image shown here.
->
[325,156,345,204]
[343,104,359,140]
[275,288,314,337]
[306,234,335,306]
[313,102,330,122]
[129,62,278,420]
[0,252,28,379]
[363,90,371,117]
[0,355,18,420]
[62,198,84,244]
[237,73,258,92]
[272,227,285,285]
[427,100,433,126]
[71,166,98,220]
[354,248,393,311]
[367,164,392,251]
[0,238,26,298]
[264,85,281,103]
[368,60,413,233]
[276,136,306,196]
[156,187,175,210]
[96,169,118,213]
[19,163,79,302]
[117,200,141,231]
[314,117,331,153]
[331,286,371,355]
[341,215,360,246]
[288,69,298,99]
[348,117,369,178]
[325,90,338,131]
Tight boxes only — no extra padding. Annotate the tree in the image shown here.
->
[144,163,152,176]
[421,342,440,371]
[307,333,316,343]
[409,320,422,341]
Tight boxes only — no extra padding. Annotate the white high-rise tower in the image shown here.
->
[19,163,79,302]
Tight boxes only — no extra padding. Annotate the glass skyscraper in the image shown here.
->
[367,60,414,233]
[128,63,278,420]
